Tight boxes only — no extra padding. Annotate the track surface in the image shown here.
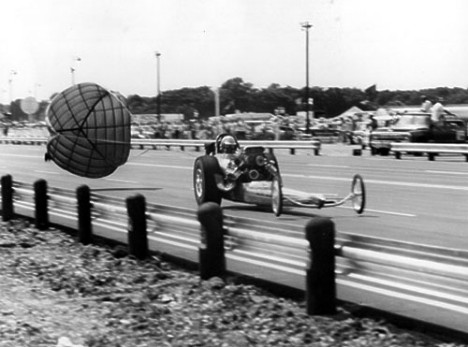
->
[2,144,468,249]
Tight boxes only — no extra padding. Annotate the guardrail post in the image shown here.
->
[197,202,225,280]
[305,217,336,315]
[126,194,148,260]
[77,185,92,245]
[1,174,14,221]
[34,179,49,230]
[290,148,295,155]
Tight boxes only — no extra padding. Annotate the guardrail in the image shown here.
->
[2,175,468,334]
[391,142,468,161]
[0,136,321,155]
[131,139,321,155]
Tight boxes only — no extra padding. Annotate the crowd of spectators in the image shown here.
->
[131,115,308,141]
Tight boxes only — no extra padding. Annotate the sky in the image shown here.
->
[1,0,467,102]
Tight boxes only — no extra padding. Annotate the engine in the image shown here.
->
[237,147,277,182]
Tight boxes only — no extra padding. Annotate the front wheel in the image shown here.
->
[351,174,366,214]
[271,175,283,217]
[193,156,222,205]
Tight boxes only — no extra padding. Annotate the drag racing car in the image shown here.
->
[193,133,366,216]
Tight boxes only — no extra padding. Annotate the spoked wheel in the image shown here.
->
[351,174,366,214]
[271,175,283,217]
[193,156,222,205]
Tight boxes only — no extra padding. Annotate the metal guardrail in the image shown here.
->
[131,139,321,155]
[0,136,321,155]
[391,142,468,161]
[0,136,47,145]
[2,178,468,334]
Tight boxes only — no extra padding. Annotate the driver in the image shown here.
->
[219,135,240,155]
[216,134,243,182]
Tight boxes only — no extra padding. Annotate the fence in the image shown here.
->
[391,143,468,161]
[0,137,321,155]
[2,175,468,334]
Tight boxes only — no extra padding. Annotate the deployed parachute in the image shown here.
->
[45,82,131,178]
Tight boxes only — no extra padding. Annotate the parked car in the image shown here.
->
[248,125,297,140]
[369,112,467,155]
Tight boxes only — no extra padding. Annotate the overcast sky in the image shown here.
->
[1,0,467,102]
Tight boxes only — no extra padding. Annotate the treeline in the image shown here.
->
[127,78,468,120]
[4,78,468,122]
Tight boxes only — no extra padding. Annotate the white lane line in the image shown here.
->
[339,206,416,217]
[104,178,139,184]
[34,170,61,175]
[126,163,191,170]
[0,154,39,158]
[284,174,468,191]
[426,170,468,175]
[307,164,350,168]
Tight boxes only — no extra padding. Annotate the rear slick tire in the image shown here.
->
[193,156,222,205]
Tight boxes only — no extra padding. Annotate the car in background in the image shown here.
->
[369,112,467,155]
[248,124,297,141]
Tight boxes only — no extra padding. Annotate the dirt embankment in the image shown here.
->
[0,219,465,347]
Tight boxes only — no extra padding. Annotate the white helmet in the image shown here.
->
[220,135,238,154]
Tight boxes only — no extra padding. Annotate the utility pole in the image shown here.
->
[155,51,161,121]
[212,87,220,118]
[301,22,312,134]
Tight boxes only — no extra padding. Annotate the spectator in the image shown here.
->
[368,115,378,131]
[420,96,433,112]
[431,98,445,123]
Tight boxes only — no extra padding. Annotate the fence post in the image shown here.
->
[77,185,92,245]
[305,217,336,315]
[34,179,49,230]
[197,202,225,280]
[126,194,148,260]
[1,175,14,221]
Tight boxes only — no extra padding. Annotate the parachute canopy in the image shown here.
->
[46,83,131,178]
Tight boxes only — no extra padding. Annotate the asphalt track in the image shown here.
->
[1,144,468,250]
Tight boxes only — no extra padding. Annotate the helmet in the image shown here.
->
[220,135,238,154]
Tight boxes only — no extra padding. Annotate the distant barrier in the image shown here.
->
[391,142,468,161]
[131,139,321,155]
[0,136,321,155]
[2,175,468,333]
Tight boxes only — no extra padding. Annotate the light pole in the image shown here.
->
[155,51,161,121]
[212,87,220,118]
[301,22,312,134]
[70,57,81,85]
[8,70,17,103]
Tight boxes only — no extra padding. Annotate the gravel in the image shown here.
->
[0,218,466,347]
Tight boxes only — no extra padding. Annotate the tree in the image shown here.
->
[220,78,254,113]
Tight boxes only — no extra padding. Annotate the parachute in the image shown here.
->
[45,83,131,178]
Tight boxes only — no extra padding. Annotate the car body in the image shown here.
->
[369,112,467,155]
[193,134,366,216]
